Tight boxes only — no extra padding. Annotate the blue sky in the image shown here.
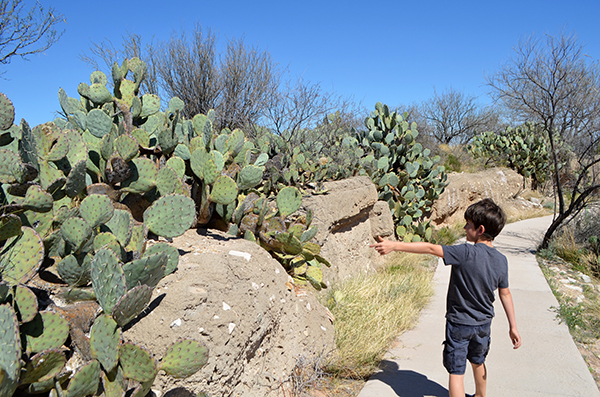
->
[2,0,600,127]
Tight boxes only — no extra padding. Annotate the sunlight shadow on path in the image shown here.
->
[369,360,449,397]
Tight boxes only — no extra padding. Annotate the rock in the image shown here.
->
[302,176,394,284]
[430,168,526,226]
[124,230,335,397]
[581,274,593,284]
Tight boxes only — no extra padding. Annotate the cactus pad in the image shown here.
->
[15,285,38,323]
[93,232,122,256]
[0,227,44,285]
[80,194,114,228]
[86,108,113,138]
[0,149,25,184]
[56,254,91,287]
[65,359,101,397]
[119,342,157,382]
[112,285,153,327]
[140,94,160,118]
[160,339,209,378]
[300,226,318,243]
[20,348,66,384]
[101,209,133,247]
[121,157,157,194]
[115,135,139,162]
[209,175,238,205]
[276,187,302,218]
[157,165,184,196]
[60,217,92,252]
[101,366,125,397]
[238,165,264,190]
[125,223,146,255]
[0,304,20,397]
[22,311,69,353]
[90,249,127,314]
[144,242,179,275]
[122,252,167,290]
[90,314,120,372]
[0,93,15,131]
[190,147,207,180]
[0,214,21,241]
[38,160,66,193]
[64,160,88,198]
[22,185,53,213]
[165,156,186,180]
[202,153,219,184]
[143,194,195,238]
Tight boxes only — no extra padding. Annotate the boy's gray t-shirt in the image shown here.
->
[442,243,509,325]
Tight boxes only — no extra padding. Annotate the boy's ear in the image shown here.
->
[477,225,486,236]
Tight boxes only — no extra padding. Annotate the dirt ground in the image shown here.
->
[538,256,600,389]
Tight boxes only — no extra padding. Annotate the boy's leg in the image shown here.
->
[471,362,487,397]
[448,373,465,397]
[443,321,469,397]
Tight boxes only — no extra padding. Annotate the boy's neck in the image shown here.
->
[474,238,494,247]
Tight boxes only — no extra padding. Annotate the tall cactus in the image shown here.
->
[360,102,448,241]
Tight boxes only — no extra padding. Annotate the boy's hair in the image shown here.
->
[464,198,506,240]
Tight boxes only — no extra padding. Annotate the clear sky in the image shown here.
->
[2,0,600,127]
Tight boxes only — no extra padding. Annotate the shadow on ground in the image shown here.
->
[370,360,449,397]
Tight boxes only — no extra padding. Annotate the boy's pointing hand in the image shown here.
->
[370,236,395,255]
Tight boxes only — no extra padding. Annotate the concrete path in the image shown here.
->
[358,215,600,397]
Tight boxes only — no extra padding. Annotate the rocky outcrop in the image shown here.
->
[430,168,540,226]
[124,231,335,397]
[302,176,395,285]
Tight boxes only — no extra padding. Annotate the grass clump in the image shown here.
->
[322,252,435,379]
[432,223,464,245]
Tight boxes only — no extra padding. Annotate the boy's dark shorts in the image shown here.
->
[443,320,491,375]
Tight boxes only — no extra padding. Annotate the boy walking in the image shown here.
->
[370,198,521,397]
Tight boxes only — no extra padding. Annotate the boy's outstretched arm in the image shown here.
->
[369,236,444,258]
[499,287,522,349]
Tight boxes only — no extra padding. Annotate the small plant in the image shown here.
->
[444,153,461,173]
[432,223,464,246]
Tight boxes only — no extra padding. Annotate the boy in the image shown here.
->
[370,198,521,397]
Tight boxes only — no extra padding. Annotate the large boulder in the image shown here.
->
[430,167,541,226]
[124,230,335,397]
[302,176,395,284]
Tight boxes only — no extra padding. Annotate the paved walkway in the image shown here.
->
[358,215,600,397]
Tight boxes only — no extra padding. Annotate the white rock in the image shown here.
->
[581,275,592,283]
[229,250,251,261]
[223,302,231,311]
[170,319,182,328]
[564,284,583,293]
[229,323,236,334]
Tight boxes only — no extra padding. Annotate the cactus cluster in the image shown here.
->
[358,103,448,242]
[468,123,549,190]
[0,84,208,395]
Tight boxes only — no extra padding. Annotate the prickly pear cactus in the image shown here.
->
[469,123,549,190]
[0,304,20,397]
[360,102,448,241]
[0,78,214,395]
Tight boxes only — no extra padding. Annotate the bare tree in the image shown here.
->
[218,37,278,131]
[0,0,64,73]
[488,31,600,248]
[79,32,159,95]
[83,25,279,132]
[155,26,219,117]
[419,87,500,145]
[265,77,336,137]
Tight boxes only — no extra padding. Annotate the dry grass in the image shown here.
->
[322,253,435,379]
